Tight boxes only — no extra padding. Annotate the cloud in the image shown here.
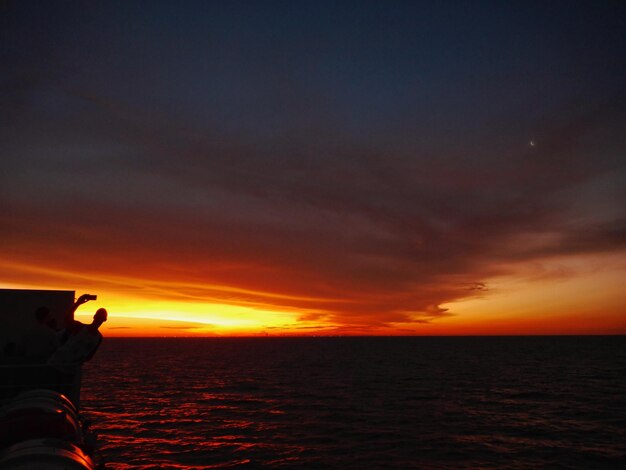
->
[2,88,625,330]
[2,2,625,332]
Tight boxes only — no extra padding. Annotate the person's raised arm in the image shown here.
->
[64,294,96,328]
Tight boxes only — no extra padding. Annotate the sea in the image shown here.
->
[81,337,626,469]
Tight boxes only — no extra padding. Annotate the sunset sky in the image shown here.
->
[2,1,625,336]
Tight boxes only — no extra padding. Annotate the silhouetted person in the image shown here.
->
[46,317,58,330]
[48,297,108,371]
[60,294,95,336]
[20,306,59,362]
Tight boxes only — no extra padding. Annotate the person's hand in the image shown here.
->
[76,294,92,305]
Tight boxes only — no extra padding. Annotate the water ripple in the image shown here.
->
[82,337,626,469]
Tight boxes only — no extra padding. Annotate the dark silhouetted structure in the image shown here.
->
[20,306,58,362]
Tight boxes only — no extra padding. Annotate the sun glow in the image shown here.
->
[73,298,301,336]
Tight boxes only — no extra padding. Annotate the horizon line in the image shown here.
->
[102,333,626,338]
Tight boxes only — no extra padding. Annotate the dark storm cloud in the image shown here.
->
[2,1,625,327]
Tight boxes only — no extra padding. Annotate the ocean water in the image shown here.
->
[81,337,626,469]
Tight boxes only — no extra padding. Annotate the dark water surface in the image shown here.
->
[81,337,626,469]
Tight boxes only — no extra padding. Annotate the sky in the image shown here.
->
[1,0,625,336]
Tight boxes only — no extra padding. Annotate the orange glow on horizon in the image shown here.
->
[2,252,625,336]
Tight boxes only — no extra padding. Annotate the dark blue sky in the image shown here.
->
[2,1,625,330]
